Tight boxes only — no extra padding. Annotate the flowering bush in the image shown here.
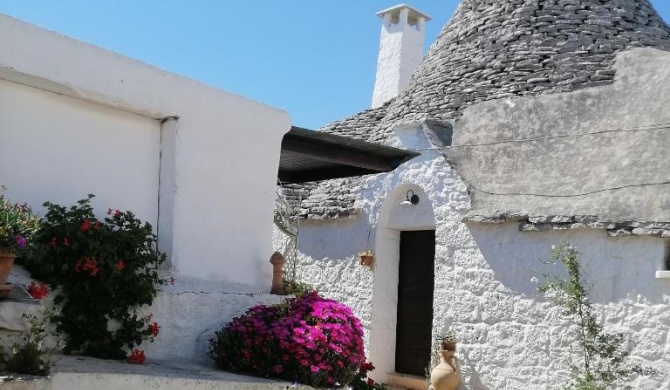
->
[209,292,372,387]
[0,191,40,253]
[21,195,166,360]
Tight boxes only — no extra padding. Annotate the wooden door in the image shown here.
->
[395,230,435,376]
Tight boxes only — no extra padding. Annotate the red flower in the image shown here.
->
[77,257,99,277]
[107,208,113,216]
[49,237,57,249]
[80,219,91,232]
[148,321,160,337]
[367,378,375,386]
[127,349,145,364]
[169,276,175,285]
[114,209,122,218]
[117,260,125,271]
[94,221,100,230]
[27,282,49,300]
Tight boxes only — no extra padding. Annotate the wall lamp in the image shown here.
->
[400,190,420,207]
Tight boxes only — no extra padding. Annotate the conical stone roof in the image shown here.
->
[374,0,670,142]
[302,0,670,220]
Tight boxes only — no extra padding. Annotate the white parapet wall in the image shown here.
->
[0,78,161,225]
[0,13,292,293]
[0,12,292,364]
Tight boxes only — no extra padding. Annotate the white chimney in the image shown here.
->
[372,4,431,108]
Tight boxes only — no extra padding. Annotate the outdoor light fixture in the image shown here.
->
[400,190,420,207]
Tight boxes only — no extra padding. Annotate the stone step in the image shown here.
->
[0,355,311,390]
[386,372,428,390]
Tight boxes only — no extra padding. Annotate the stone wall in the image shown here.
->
[0,13,292,292]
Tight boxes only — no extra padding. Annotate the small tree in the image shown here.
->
[538,243,655,390]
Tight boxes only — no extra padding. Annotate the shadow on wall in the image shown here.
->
[457,348,489,390]
[466,222,669,305]
[297,217,373,262]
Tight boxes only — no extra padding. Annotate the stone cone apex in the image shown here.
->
[383,0,670,124]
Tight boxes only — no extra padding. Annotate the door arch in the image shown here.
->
[368,184,436,381]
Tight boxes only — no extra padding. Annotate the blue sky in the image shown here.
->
[1,1,669,129]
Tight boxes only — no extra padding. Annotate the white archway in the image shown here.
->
[368,183,436,383]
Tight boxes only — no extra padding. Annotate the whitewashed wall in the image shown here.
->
[0,13,291,293]
[0,79,161,224]
[276,127,670,389]
[0,12,291,363]
[372,7,427,108]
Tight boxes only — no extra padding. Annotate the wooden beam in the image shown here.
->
[281,137,396,172]
[278,166,377,184]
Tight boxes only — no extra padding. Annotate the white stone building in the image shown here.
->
[275,2,670,389]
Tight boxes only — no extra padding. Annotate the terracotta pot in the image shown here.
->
[359,254,374,267]
[430,350,460,390]
[0,249,17,300]
[0,248,17,285]
[0,283,12,300]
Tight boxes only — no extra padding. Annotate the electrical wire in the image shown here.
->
[447,122,670,148]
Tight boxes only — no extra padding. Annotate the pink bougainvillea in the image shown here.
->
[208,292,371,387]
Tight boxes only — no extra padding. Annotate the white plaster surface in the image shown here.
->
[1,266,285,363]
[0,13,292,292]
[139,278,286,363]
[0,79,161,225]
[372,6,427,108]
[275,122,670,389]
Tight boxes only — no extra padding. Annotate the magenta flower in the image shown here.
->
[15,235,26,249]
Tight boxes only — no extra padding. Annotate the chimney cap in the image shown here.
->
[376,4,432,22]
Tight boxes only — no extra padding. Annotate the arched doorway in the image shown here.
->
[368,184,436,385]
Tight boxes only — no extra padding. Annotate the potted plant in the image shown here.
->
[358,250,375,267]
[0,191,39,299]
[358,231,375,268]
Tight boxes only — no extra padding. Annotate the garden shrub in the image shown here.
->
[21,195,166,359]
[0,313,52,376]
[209,292,375,387]
[539,243,656,390]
